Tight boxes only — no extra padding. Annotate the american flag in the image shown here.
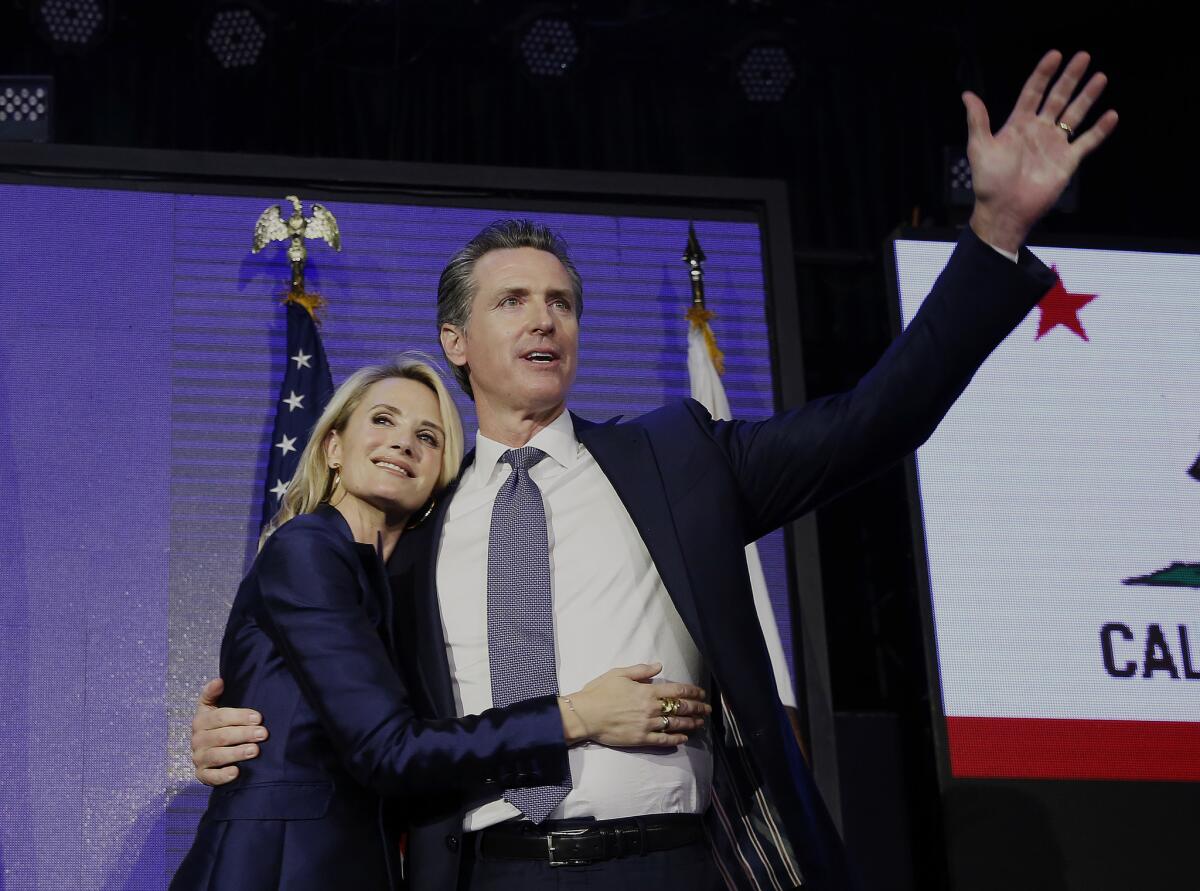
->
[261,300,334,528]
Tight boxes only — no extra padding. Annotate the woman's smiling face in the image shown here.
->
[324,376,446,522]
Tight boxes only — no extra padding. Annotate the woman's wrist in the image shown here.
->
[558,694,589,745]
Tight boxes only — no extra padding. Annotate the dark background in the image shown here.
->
[2,2,1188,887]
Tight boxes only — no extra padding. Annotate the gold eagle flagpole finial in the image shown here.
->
[682,222,724,374]
[251,195,342,319]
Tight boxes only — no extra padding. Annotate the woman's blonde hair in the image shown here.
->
[259,354,464,549]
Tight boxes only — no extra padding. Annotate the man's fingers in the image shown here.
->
[1039,51,1091,122]
[197,764,240,787]
[193,724,267,751]
[196,742,260,770]
[197,678,224,711]
[1071,109,1119,159]
[194,742,261,770]
[192,706,262,733]
[961,91,991,143]
[1057,70,1107,131]
[1013,49,1063,118]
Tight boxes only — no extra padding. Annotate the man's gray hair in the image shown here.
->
[436,219,584,399]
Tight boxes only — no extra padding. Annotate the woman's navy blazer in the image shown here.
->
[171,505,568,890]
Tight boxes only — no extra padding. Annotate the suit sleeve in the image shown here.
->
[707,227,1057,541]
[255,521,569,798]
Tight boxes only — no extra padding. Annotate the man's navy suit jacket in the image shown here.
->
[388,230,1057,890]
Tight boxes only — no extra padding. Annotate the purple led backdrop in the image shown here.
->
[0,181,791,888]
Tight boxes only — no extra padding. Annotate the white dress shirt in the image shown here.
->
[435,409,711,831]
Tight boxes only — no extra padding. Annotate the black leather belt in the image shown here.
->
[477,814,704,867]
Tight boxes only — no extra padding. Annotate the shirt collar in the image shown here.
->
[472,408,578,484]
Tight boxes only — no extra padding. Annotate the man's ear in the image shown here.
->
[440,323,467,369]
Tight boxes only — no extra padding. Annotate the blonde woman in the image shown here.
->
[171,356,708,891]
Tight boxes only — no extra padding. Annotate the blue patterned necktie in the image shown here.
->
[487,446,571,823]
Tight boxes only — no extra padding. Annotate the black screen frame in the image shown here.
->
[0,139,843,824]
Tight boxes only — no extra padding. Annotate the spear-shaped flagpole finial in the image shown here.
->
[682,222,724,374]
[683,221,707,308]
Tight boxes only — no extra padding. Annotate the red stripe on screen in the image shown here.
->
[946,716,1200,781]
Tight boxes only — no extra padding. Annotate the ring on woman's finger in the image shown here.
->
[1057,119,1073,139]
[660,715,670,731]
[659,697,681,717]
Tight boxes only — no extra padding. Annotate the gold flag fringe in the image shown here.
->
[686,305,725,375]
[283,289,327,323]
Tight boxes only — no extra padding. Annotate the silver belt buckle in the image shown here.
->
[546,827,591,867]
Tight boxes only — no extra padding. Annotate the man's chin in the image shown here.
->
[474,370,574,419]
[516,389,570,421]
[517,370,573,402]
[525,395,569,420]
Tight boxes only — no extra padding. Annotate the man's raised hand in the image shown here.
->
[966,50,1118,253]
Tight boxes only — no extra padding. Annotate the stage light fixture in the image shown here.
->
[33,0,106,49]
[944,148,974,207]
[736,44,795,103]
[0,77,53,143]
[205,6,268,70]
[519,16,579,78]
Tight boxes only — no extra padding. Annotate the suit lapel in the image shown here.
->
[360,538,394,652]
[390,465,466,718]
[396,415,709,717]
[573,414,707,654]
[316,504,398,657]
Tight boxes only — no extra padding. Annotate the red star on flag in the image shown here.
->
[1036,267,1098,341]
